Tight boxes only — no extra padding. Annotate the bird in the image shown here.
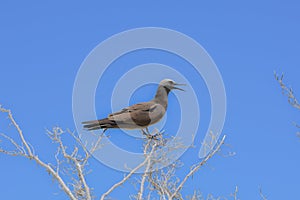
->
[82,79,185,134]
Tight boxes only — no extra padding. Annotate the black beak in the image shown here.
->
[173,83,186,91]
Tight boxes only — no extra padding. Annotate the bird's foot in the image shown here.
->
[141,129,154,139]
[141,128,163,140]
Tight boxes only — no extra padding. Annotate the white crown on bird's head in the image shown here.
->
[159,79,175,87]
[159,79,185,91]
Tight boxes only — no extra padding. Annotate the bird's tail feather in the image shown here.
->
[82,118,118,131]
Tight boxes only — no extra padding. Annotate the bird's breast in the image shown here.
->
[148,104,166,125]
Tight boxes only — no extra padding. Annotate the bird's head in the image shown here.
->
[159,79,185,91]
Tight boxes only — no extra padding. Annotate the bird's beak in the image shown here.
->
[173,83,186,91]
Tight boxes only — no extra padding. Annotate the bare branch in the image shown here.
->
[0,132,26,154]
[148,170,172,199]
[82,132,104,167]
[0,107,33,156]
[259,187,268,200]
[32,156,77,200]
[170,135,226,199]
[0,148,26,157]
[137,141,159,200]
[0,107,76,200]
[275,72,300,110]
[47,127,92,200]
[101,140,153,200]
[230,186,239,200]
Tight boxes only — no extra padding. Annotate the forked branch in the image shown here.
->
[0,106,104,200]
[170,135,226,199]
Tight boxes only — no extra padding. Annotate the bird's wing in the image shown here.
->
[108,102,158,127]
[108,102,154,117]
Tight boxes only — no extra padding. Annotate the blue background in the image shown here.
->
[1,1,300,199]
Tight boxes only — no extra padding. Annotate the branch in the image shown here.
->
[148,170,172,199]
[170,135,226,199]
[0,107,76,200]
[48,128,92,200]
[231,186,239,200]
[137,140,159,200]
[82,131,104,167]
[0,133,26,155]
[259,187,268,200]
[101,140,153,200]
[32,156,77,200]
[275,72,300,110]
[0,107,33,156]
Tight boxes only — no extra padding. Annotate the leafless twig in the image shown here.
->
[275,72,300,138]
[230,186,239,200]
[101,140,155,200]
[275,72,300,110]
[170,135,226,199]
[259,187,268,200]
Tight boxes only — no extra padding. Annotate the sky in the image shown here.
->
[1,1,300,199]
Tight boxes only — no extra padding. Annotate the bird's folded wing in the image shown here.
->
[108,102,152,117]
[108,102,157,126]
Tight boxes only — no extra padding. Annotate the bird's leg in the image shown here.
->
[141,128,157,140]
[102,128,112,138]
[141,129,148,137]
[150,129,165,141]
[147,127,158,139]
[141,127,150,136]
[103,128,108,134]
[146,127,150,134]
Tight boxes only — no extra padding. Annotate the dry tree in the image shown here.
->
[0,106,227,200]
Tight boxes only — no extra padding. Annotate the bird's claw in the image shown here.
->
[141,129,162,140]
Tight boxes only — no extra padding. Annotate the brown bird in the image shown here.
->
[82,79,185,133]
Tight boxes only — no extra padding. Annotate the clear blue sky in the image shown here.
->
[1,1,300,199]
